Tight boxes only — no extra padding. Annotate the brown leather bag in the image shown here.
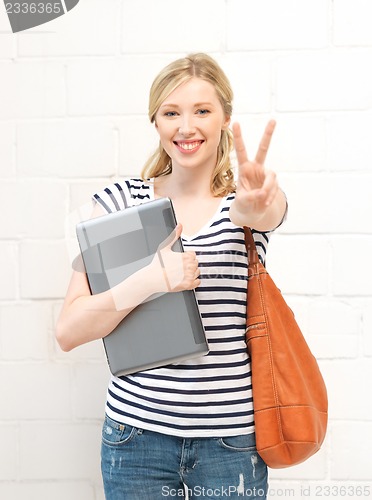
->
[244,227,328,468]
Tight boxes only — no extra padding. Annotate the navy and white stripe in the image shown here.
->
[93,178,271,438]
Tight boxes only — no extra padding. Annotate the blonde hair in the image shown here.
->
[141,53,235,197]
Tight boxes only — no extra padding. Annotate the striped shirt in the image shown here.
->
[93,178,272,438]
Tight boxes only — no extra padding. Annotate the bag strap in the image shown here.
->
[243,227,259,265]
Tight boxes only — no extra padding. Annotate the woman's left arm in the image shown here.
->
[229,120,287,232]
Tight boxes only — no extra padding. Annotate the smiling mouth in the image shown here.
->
[174,140,204,151]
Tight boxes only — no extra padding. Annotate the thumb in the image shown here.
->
[158,223,183,252]
[168,223,183,248]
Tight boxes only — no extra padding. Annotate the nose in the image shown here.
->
[178,115,195,137]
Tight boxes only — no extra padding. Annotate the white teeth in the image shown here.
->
[178,141,201,150]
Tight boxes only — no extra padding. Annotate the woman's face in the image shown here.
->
[155,77,230,175]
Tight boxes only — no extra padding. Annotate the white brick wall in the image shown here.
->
[226,0,329,50]
[0,0,371,498]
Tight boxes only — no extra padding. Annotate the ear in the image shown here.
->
[222,115,231,131]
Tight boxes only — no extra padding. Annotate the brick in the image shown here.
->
[0,181,67,239]
[0,123,15,177]
[327,112,372,172]
[0,242,17,300]
[0,363,71,419]
[217,53,272,113]
[307,299,361,337]
[0,302,52,360]
[0,25,15,59]
[19,240,72,299]
[227,0,328,50]
[270,115,327,173]
[227,114,327,176]
[72,363,110,419]
[363,300,372,356]
[331,237,372,296]
[272,174,330,234]
[18,0,119,57]
[121,0,225,53]
[67,56,172,116]
[334,0,372,46]
[0,424,18,480]
[19,422,102,480]
[304,298,361,359]
[307,333,358,360]
[331,422,372,480]
[20,181,67,238]
[0,185,14,237]
[0,482,96,500]
[266,235,330,295]
[328,175,372,233]
[276,51,372,111]
[0,34,16,59]
[17,121,116,178]
[118,116,159,177]
[277,174,372,235]
[0,61,65,119]
[320,359,372,420]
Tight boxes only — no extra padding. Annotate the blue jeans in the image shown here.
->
[101,415,268,499]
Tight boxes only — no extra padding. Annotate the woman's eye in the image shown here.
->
[164,111,178,117]
[196,109,210,115]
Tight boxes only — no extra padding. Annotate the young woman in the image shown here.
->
[56,53,287,499]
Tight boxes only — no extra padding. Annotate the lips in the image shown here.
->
[174,140,204,153]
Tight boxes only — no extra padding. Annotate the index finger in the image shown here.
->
[255,120,276,165]
[232,122,249,166]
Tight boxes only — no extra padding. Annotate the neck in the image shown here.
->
[157,164,216,200]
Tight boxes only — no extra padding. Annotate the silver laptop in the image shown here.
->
[76,197,209,377]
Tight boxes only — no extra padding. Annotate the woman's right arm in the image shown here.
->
[55,211,200,352]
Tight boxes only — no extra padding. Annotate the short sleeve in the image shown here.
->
[92,182,132,214]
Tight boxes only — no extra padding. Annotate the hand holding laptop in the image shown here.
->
[152,223,201,293]
[109,222,200,312]
[74,198,208,376]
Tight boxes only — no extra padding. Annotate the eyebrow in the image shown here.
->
[159,102,216,109]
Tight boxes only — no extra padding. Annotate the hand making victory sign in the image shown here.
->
[229,120,287,232]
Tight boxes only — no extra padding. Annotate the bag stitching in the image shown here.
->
[255,262,285,444]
